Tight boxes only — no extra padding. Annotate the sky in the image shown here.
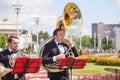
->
[0,0,120,36]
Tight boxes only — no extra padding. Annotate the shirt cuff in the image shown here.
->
[53,56,57,61]
[71,43,74,47]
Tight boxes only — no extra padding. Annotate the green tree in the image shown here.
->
[72,35,94,55]
[102,37,115,50]
[32,34,37,42]
[0,34,7,48]
[32,31,49,42]
[90,37,94,48]
[81,35,92,48]
[38,31,49,40]
[21,29,28,34]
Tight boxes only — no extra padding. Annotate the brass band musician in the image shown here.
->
[42,28,79,80]
[0,35,29,80]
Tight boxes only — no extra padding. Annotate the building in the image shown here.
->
[0,18,21,36]
[19,32,32,49]
[92,22,120,51]
[0,18,32,50]
[92,22,120,39]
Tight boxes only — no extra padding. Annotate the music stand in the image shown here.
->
[59,57,88,80]
[12,57,42,74]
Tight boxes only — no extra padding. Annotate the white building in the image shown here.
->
[0,18,32,49]
[0,18,21,35]
[114,27,120,52]
[19,32,32,49]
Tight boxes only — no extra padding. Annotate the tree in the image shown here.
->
[32,31,50,42]
[72,35,93,55]
[90,37,94,48]
[72,35,80,49]
[21,29,28,34]
[0,34,7,48]
[32,33,37,42]
[38,31,49,40]
[81,35,93,48]
[102,37,115,50]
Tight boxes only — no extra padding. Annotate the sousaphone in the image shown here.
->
[40,2,82,72]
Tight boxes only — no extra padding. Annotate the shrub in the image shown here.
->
[95,57,120,66]
[79,53,120,66]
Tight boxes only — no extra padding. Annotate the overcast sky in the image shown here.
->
[0,0,120,36]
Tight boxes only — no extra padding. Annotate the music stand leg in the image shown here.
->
[70,69,72,80]
[115,69,117,80]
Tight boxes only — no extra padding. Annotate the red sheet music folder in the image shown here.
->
[58,57,88,70]
[12,57,42,74]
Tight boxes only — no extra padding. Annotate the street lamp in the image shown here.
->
[12,0,22,37]
[34,17,40,57]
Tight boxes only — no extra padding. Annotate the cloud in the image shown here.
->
[81,25,91,36]
[0,0,90,36]
[0,0,12,18]
[0,0,9,7]
[116,0,120,12]
[8,0,58,35]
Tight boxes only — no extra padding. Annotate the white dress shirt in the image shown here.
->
[53,40,65,61]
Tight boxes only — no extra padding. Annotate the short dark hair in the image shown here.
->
[53,28,62,36]
[8,35,19,43]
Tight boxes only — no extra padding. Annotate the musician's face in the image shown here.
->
[54,31,65,43]
[9,38,19,51]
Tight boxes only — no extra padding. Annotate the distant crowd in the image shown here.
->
[83,47,116,54]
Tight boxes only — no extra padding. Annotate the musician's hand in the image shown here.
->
[63,38,73,47]
[56,54,65,60]
[23,54,29,57]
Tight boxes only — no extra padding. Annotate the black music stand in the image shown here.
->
[12,57,42,74]
[58,57,88,80]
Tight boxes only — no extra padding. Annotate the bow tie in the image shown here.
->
[58,43,63,45]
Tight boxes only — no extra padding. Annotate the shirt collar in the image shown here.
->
[8,48,13,53]
[54,40,63,45]
[8,48,18,53]
[54,40,59,45]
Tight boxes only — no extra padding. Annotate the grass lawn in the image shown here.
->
[72,63,120,74]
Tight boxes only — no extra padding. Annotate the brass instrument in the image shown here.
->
[9,51,24,67]
[39,2,82,72]
[0,51,24,77]
[0,63,12,77]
